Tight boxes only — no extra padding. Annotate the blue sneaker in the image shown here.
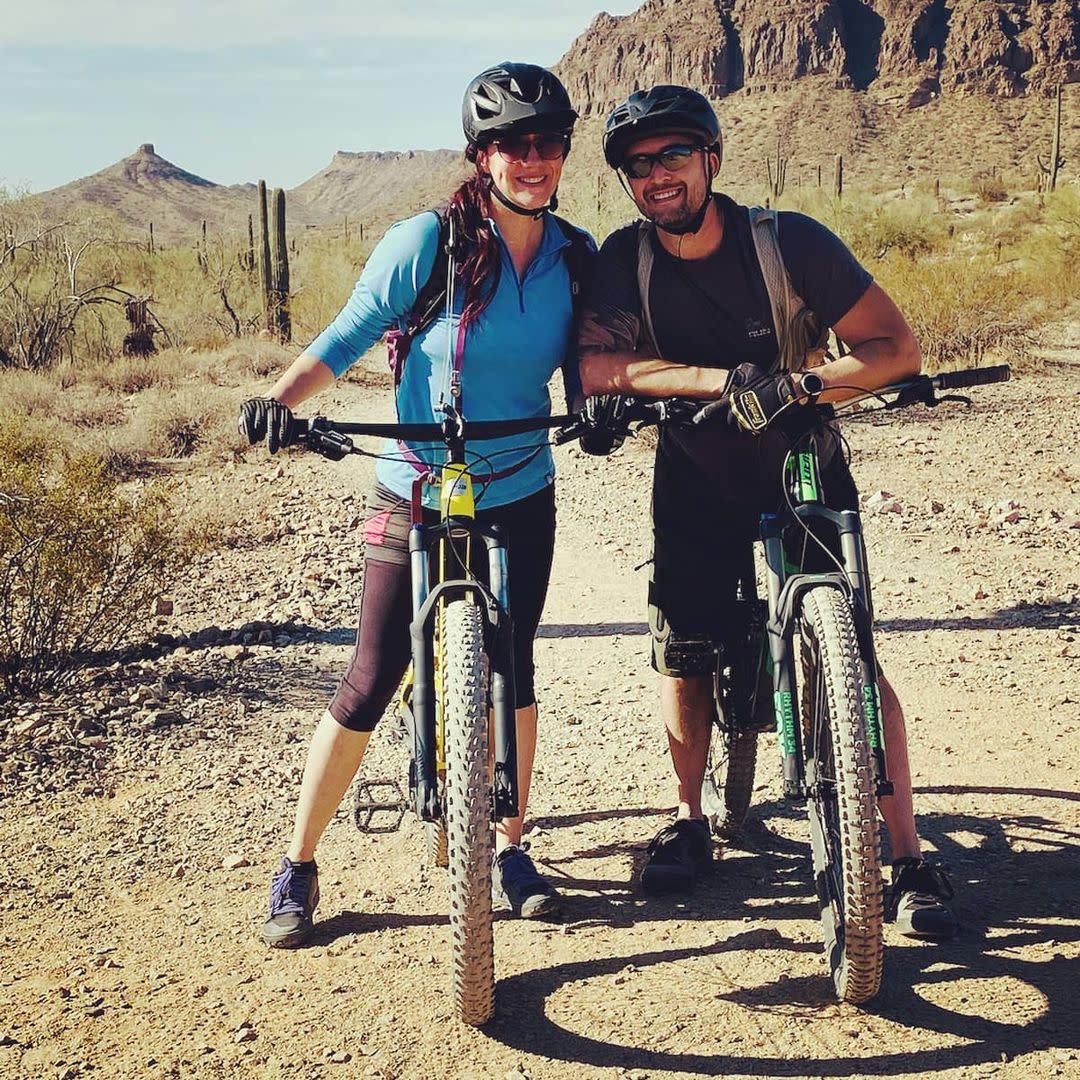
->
[492,844,561,919]
[263,857,319,947]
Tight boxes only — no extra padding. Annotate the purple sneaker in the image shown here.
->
[263,857,319,948]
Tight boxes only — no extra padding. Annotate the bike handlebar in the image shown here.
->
[930,364,1011,390]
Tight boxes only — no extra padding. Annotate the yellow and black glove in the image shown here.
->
[725,363,800,436]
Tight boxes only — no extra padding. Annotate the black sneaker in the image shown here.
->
[886,857,958,939]
[262,857,320,948]
[640,818,714,894]
[492,844,561,919]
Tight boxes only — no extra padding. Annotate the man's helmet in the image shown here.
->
[602,85,721,168]
[463,62,578,146]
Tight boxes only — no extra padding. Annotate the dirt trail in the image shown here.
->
[2,363,1078,1080]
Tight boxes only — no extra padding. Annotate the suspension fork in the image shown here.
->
[406,517,520,822]
[836,509,892,796]
[761,513,804,800]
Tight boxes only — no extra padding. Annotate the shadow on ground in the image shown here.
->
[484,785,1080,1076]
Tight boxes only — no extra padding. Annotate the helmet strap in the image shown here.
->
[490,178,551,220]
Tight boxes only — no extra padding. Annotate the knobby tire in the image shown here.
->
[442,598,495,1025]
[800,587,884,1004]
[703,724,758,841]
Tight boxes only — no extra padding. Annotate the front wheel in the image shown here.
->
[442,598,494,1025]
[799,587,883,1004]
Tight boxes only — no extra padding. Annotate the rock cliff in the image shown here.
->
[555,0,1080,114]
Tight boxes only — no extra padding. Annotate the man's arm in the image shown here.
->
[810,283,921,403]
[578,307,731,399]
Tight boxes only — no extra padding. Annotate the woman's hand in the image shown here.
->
[238,398,296,453]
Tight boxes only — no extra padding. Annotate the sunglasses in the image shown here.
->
[621,143,702,180]
[490,132,569,162]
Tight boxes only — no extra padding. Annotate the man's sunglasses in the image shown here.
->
[490,132,570,162]
[621,143,703,180]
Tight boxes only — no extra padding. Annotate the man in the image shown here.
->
[577,85,956,938]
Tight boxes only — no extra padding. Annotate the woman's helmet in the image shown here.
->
[462,62,578,147]
[602,85,721,169]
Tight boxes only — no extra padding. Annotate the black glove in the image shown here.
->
[725,363,798,435]
[238,397,296,454]
[579,394,631,456]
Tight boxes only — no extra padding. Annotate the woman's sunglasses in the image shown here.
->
[490,132,570,162]
[621,143,702,180]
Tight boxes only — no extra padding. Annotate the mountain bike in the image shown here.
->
[294,406,577,1025]
[616,364,1010,1003]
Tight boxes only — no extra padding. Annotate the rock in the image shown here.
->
[234,1026,257,1043]
[154,596,174,616]
[222,854,250,870]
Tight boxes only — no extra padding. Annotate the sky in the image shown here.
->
[1,0,639,194]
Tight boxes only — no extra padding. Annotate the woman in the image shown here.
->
[238,62,593,947]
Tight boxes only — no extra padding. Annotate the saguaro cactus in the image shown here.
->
[834,153,844,199]
[1037,84,1066,193]
[766,140,787,200]
[270,187,291,343]
[257,180,272,333]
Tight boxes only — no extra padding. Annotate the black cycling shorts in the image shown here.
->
[328,483,556,731]
[649,430,861,677]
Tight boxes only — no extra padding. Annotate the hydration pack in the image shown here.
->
[634,204,830,373]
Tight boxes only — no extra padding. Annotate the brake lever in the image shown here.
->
[885,382,936,410]
[303,417,354,460]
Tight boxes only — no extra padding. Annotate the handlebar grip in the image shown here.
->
[692,399,729,426]
[935,365,1011,390]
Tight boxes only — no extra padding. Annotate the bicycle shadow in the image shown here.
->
[485,786,1080,1076]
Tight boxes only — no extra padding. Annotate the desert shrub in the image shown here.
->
[218,338,294,380]
[875,251,1038,370]
[0,421,202,698]
[127,385,235,459]
[973,171,1008,203]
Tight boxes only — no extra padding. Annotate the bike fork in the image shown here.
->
[837,510,893,798]
[762,515,805,800]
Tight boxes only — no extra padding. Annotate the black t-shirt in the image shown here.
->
[580,193,873,493]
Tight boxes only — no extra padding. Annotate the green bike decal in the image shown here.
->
[797,448,820,503]
[863,683,883,750]
[775,690,797,756]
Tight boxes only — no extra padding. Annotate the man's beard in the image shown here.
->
[646,190,712,236]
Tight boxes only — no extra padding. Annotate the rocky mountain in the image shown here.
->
[32,143,466,241]
[555,0,1080,116]
[289,150,465,223]
[35,144,255,237]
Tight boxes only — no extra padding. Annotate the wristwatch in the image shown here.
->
[797,370,824,402]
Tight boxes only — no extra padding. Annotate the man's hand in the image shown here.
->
[238,398,296,453]
[725,363,799,436]
[579,394,632,456]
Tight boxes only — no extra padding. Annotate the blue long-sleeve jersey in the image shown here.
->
[307,210,592,508]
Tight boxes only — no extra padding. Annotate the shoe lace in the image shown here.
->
[498,845,543,889]
[270,861,314,917]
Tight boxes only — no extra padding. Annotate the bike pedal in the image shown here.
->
[352,779,408,834]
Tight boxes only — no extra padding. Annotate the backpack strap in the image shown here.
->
[747,206,828,373]
[635,221,662,358]
[551,214,594,405]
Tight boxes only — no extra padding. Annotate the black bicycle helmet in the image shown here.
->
[603,85,721,168]
[462,62,578,147]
